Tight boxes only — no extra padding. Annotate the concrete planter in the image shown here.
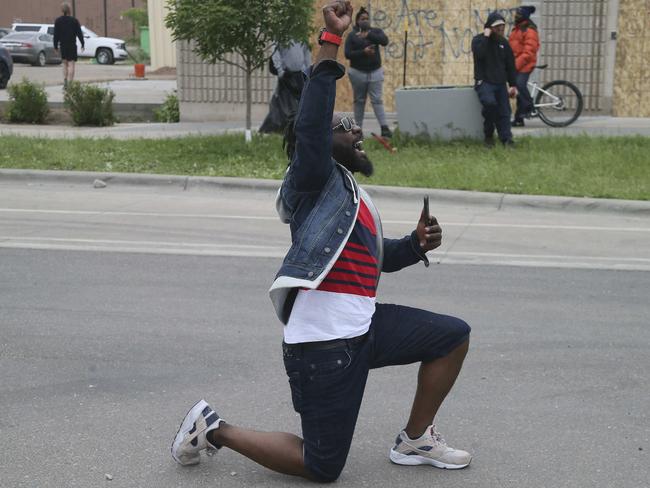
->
[395,85,483,140]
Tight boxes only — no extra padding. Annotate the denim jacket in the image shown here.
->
[269,60,427,324]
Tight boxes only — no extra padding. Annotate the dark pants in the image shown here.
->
[282,303,471,482]
[475,81,512,142]
[514,72,533,122]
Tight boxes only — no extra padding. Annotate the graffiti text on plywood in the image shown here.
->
[368,0,515,61]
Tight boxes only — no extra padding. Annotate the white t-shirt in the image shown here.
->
[284,197,379,344]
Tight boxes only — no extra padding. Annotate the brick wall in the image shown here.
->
[0,0,146,41]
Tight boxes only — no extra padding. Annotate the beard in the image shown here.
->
[354,152,374,177]
[336,144,374,177]
[335,147,375,177]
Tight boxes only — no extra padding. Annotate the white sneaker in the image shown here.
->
[171,399,224,466]
[389,425,471,469]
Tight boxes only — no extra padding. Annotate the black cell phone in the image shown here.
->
[423,195,430,225]
[422,195,431,267]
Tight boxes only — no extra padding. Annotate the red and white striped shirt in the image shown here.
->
[284,197,379,343]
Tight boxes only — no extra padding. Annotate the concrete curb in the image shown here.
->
[1,168,648,215]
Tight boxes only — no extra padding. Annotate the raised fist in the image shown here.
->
[322,0,353,37]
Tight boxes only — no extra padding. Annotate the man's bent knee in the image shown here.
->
[306,459,345,483]
[457,318,471,338]
[441,318,471,358]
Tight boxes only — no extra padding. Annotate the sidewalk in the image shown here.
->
[1,113,650,139]
[513,115,650,137]
[0,79,177,105]
[1,74,650,137]
[7,63,176,87]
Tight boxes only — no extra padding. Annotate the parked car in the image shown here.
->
[0,45,13,88]
[0,32,62,66]
[11,23,128,64]
[11,23,51,34]
[0,27,11,38]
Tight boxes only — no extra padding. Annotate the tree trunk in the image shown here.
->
[245,66,252,138]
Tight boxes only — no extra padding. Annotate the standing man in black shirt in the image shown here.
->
[471,12,517,147]
[53,2,84,89]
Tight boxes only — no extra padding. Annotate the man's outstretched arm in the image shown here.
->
[288,1,352,192]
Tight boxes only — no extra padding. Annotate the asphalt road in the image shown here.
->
[1,180,649,487]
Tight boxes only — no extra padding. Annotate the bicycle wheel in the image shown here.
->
[534,80,583,127]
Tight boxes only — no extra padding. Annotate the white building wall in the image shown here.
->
[147,0,176,70]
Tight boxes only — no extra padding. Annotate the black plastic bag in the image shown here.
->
[259,72,305,134]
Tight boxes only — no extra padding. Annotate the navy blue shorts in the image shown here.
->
[282,303,471,482]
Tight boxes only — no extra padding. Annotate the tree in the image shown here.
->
[165,0,314,136]
[121,6,149,38]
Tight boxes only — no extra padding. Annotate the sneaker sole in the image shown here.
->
[171,399,209,466]
[389,449,471,470]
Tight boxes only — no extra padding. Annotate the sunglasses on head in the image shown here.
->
[332,116,357,132]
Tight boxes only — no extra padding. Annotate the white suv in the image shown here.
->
[11,23,128,64]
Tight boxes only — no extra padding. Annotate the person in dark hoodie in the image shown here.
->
[509,6,540,127]
[471,12,517,147]
[344,7,392,137]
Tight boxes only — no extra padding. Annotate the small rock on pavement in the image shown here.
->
[105,473,113,481]
[93,179,107,189]
[230,471,237,476]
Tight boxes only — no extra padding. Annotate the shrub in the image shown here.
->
[64,82,115,126]
[125,45,150,64]
[6,78,49,124]
[154,92,179,123]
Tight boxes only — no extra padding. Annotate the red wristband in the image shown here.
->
[318,29,342,46]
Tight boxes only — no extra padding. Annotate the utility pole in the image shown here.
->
[131,0,136,38]
[103,0,108,37]
[72,0,76,17]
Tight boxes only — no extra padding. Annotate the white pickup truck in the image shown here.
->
[11,23,128,64]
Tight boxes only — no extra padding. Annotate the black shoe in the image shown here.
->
[502,139,515,148]
[484,136,496,148]
[380,125,393,138]
[512,119,525,127]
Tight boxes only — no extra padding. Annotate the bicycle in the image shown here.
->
[526,65,584,127]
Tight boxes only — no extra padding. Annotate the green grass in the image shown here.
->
[0,134,648,200]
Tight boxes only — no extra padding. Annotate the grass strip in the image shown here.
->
[0,134,647,200]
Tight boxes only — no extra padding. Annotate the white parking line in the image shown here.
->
[0,236,288,258]
[0,208,278,221]
[1,236,648,271]
[1,208,649,233]
[0,236,284,249]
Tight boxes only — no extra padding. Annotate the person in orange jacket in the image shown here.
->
[509,6,540,126]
